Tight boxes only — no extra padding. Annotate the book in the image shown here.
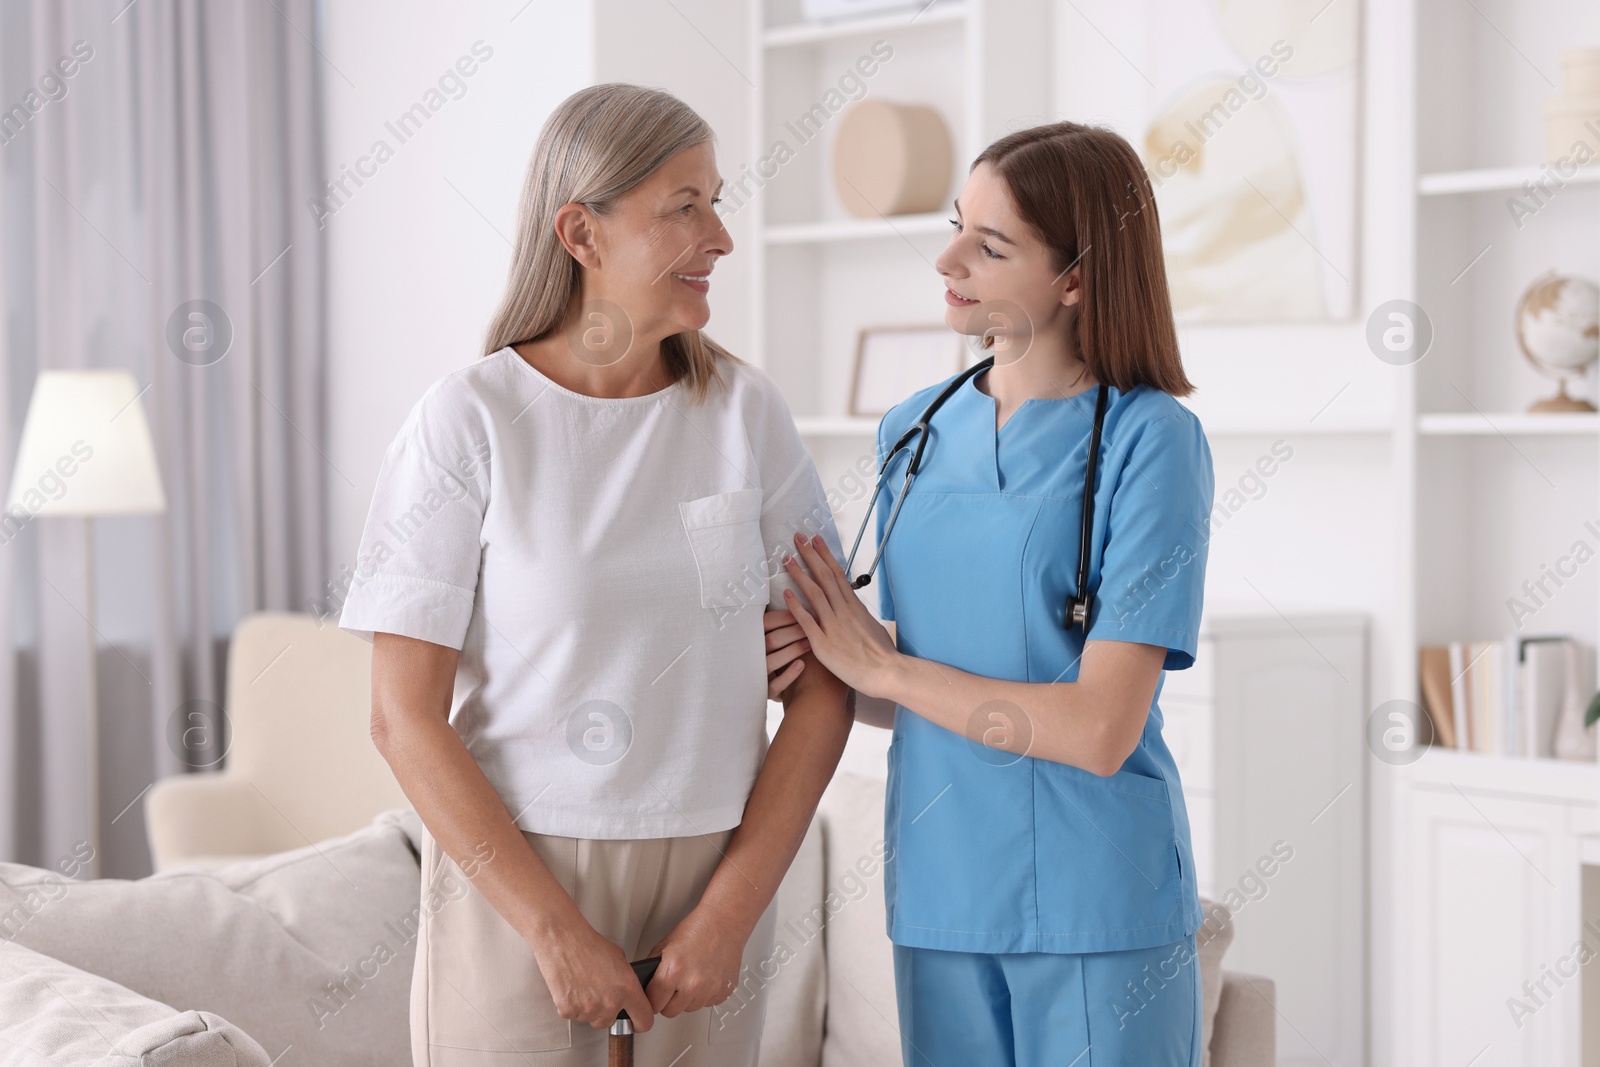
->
[1504,638,1521,755]
[1550,640,1598,760]
[1449,642,1470,751]
[1520,637,1570,758]
[1417,646,1457,748]
[1423,637,1593,757]
[1470,640,1500,755]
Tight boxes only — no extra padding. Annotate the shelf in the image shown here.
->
[795,414,1394,436]
[1417,411,1600,435]
[1405,746,1599,804]
[795,416,880,436]
[763,4,968,49]
[1417,164,1600,196]
[1199,416,1393,436]
[764,212,952,245]
[801,410,1593,440]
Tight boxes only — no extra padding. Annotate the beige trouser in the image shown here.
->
[411,823,779,1067]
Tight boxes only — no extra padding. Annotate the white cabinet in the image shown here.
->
[1398,751,1599,1066]
[1164,612,1369,1067]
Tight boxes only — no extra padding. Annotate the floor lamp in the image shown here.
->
[5,370,166,878]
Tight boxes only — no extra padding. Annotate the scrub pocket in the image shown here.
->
[680,488,769,611]
[1033,764,1185,944]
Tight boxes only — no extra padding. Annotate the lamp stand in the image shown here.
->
[83,517,100,880]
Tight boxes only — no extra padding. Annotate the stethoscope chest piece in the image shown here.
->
[1066,592,1093,631]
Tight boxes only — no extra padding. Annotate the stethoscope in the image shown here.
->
[844,355,1111,632]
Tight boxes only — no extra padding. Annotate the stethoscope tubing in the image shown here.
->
[845,355,1109,633]
[845,357,994,588]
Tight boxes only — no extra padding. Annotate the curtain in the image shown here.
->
[0,0,326,876]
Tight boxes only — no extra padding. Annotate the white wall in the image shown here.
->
[593,0,756,363]
[321,0,594,595]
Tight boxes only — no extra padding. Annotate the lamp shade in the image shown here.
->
[6,370,167,517]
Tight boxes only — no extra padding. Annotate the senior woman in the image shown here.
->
[338,83,851,1067]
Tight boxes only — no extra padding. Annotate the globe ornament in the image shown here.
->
[1516,272,1599,413]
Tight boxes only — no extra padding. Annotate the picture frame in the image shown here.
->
[849,325,967,418]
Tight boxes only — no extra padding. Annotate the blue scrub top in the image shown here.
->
[875,365,1215,955]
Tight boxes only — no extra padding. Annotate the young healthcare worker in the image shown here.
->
[764,121,1215,1065]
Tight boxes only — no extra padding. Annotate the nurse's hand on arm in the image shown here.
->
[766,609,897,728]
[777,532,1167,777]
[368,632,656,1033]
[638,585,854,1021]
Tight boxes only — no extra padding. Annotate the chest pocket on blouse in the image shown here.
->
[680,488,769,612]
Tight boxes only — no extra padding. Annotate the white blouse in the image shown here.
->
[339,346,843,839]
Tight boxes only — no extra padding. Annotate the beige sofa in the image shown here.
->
[144,612,409,871]
[2,788,1273,1065]
[29,611,1272,1063]
[0,808,423,1066]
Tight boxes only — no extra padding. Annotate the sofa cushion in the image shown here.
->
[816,772,899,1067]
[756,816,827,1067]
[0,807,422,1067]
[1212,970,1276,1067]
[0,939,269,1066]
[1195,896,1235,1067]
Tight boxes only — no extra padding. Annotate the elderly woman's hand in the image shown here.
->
[643,901,749,1019]
[778,532,900,698]
[763,607,810,699]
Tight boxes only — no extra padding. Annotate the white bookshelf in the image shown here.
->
[744,0,1050,419]
[796,410,1397,438]
[1418,164,1600,196]
[1417,411,1600,435]
[1407,0,1600,651]
[742,0,1051,543]
[763,211,952,244]
[761,2,969,48]
[1391,1,1600,1064]
[790,415,880,437]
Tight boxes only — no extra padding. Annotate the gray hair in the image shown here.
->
[482,83,738,402]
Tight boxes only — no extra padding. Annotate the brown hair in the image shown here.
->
[972,122,1193,397]
[482,83,740,403]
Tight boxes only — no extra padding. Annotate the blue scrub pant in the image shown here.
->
[892,936,1202,1067]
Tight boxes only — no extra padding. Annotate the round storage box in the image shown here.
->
[1544,97,1600,165]
[831,100,953,218]
[1545,48,1600,165]
[1561,48,1600,98]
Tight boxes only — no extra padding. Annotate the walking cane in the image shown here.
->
[608,955,661,1067]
